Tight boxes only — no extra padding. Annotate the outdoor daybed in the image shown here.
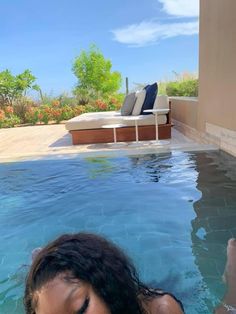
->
[65,103,171,144]
[65,84,172,145]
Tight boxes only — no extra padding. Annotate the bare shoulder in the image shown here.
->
[148,295,184,314]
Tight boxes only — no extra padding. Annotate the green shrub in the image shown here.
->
[0,114,21,128]
[13,97,34,123]
[0,82,124,126]
[38,106,51,124]
[106,93,124,110]
[58,94,78,107]
[158,82,167,95]
[25,107,39,125]
[60,105,75,120]
[74,87,96,105]
[166,79,198,97]
[136,72,198,97]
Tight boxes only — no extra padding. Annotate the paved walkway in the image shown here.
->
[0,123,218,162]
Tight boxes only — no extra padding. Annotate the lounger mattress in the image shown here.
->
[65,111,168,131]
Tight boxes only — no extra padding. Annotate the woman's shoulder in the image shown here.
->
[146,294,184,314]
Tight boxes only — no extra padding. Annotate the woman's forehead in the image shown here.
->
[35,276,86,314]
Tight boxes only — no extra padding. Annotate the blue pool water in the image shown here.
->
[0,150,236,313]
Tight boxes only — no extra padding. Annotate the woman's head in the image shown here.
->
[24,233,145,314]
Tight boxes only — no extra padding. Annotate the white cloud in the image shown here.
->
[111,0,199,47]
[159,0,199,17]
[112,20,198,47]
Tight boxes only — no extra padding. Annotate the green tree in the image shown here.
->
[72,45,122,103]
[0,69,40,107]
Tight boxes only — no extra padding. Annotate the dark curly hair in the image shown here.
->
[24,233,156,314]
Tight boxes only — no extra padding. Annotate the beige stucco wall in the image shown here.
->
[170,0,236,156]
[198,0,236,132]
[170,97,198,129]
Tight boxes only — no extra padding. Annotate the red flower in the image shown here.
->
[0,110,5,120]
[52,109,61,118]
[44,107,52,114]
[38,113,44,120]
[95,99,107,110]
[5,106,14,114]
[99,103,107,110]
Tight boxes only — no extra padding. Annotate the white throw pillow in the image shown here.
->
[153,95,169,109]
[132,90,146,116]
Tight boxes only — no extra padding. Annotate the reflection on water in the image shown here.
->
[191,151,236,311]
[0,151,235,313]
[84,157,116,179]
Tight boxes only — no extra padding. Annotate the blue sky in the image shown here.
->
[0,0,199,96]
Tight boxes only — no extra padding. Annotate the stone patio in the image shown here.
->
[0,123,219,162]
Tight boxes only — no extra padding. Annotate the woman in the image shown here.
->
[24,232,184,314]
[214,238,236,314]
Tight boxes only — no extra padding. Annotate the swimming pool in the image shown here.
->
[0,150,236,313]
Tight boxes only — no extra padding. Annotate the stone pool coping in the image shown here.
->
[0,124,219,163]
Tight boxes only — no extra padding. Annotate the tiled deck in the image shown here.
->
[0,124,218,162]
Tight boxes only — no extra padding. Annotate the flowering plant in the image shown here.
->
[51,100,60,107]
[0,113,20,128]
[51,108,63,123]
[95,99,107,111]
[25,107,39,125]
[4,106,14,115]
[0,109,5,121]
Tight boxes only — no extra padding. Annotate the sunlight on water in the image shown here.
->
[0,150,236,313]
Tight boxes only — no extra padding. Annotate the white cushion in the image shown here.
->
[153,95,169,110]
[132,90,146,116]
[65,111,167,131]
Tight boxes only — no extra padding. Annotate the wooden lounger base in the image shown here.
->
[69,124,171,145]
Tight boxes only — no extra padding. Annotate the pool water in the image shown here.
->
[0,150,236,313]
